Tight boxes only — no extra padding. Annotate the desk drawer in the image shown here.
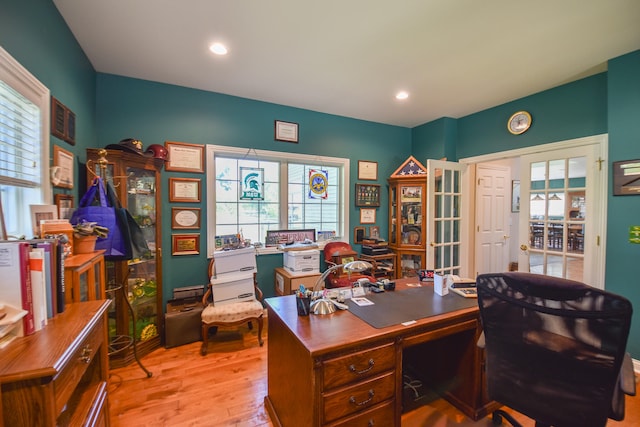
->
[53,318,104,416]
[322,371,395,423]
[325,400,395,427]
[323,342,395,389]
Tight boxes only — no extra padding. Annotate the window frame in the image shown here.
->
[205,144,350,256]
[0,46,51,236]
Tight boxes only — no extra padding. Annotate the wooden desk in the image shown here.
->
[264,279,498,426]
[0,300,110,426]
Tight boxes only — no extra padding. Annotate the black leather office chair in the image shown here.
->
[476,272,635,427]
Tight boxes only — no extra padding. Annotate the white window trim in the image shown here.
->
[0,45,51,203]
[205,144,350,257]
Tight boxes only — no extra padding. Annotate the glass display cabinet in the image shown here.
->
[388,156,428,278]
[87,148,163,368]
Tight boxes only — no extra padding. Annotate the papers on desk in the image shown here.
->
[351,297,374,306]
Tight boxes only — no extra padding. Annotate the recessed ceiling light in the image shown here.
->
[209,42,228,55]
[395,91,409,100]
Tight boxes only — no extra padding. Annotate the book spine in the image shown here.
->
[18,243,35,335]
[56,240,65,314]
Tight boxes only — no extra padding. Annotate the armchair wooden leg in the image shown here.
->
[201,323,210,356]
[256,316,264,346]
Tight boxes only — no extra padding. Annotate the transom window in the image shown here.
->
[206,145,350,256]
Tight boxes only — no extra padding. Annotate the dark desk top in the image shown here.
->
[264,278,479,357]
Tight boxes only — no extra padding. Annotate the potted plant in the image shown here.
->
[72,220,109,254]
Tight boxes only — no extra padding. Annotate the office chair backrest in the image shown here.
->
[476,272,632,427]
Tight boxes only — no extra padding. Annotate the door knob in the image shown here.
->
[520,244,528,251]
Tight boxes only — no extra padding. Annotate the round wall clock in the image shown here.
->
[507,111,532,135]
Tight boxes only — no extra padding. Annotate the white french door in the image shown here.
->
[517,142,605,287]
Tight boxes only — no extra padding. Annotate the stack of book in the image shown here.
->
[361,238,391,256]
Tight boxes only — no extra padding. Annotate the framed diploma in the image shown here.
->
[274,120,299,143]
[53,145,74,189]
[172,233,200,255]
[165,141,205,173]
[171,207,201,229]
[358,160,378,180]
[169,178,201,202]
[360,208,376,224]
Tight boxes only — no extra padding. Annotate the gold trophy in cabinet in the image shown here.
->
[86,148,163,368]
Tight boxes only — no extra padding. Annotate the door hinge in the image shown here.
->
[597,235,600,246]
[597,157,604,171]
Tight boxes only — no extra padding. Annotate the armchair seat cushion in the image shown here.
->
[202,300,264,324]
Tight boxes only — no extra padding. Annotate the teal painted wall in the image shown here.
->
[95,74,411,301]
[2,1,638,357]
[606,50,640,357]
[0,0,97,192]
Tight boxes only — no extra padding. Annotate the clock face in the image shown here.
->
[508,111,532,135]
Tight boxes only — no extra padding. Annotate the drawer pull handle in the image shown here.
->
[80,345,93,364]
[349,358,374,375]
[368,420,375,427]
[349,389,374,406]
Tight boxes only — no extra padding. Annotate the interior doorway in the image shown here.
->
[463,134,607,288]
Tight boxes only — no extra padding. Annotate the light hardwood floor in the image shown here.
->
[109,319,639,426]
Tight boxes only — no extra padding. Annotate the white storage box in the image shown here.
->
[284,249,320,275]
[210,273,255,306]
[213,247,257,278]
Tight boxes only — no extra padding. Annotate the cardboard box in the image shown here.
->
[210,273,255,305]
[274,267,322,296]
[283,249,320,275]
[212,247,256,277]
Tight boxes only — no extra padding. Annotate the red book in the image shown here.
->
[0,242,35,336]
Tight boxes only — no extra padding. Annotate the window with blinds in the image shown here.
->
[0,46,49,238]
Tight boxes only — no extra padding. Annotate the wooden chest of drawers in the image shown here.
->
[0,300,110,427]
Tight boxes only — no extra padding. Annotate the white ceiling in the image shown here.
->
[53,0,640,128]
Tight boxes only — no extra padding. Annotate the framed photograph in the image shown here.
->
[53,145,74,189]
[612,159,640,196]
[54,194,74,219]
[165,141,205,173]
[355,183,380,207]
[169,178,201,202]
[171,207,201,229]
[511,180,521,212]
[265,229,315,247]
[369,226,380,239]
[29,204,58,237]
[172,233,200,255]
[358,160,378,180]
[51,96,66,141]
[274,120,299,143]
[360,208,376,224]
[354,226,366,244]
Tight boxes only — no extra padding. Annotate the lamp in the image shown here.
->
[310,260,373,315]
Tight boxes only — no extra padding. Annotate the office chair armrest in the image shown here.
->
[476,331,485,349]
[620,352,636,396]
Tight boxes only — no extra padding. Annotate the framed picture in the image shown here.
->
[358,160,378,180]
[172,233,200,255]
[171,207,201,229]
[169,178,201,202]
[354,226,366,244]
[369,226,380,239]
[511,180,521,212]
[51,96,66,141]
[54,194,74,219]
[29,204,58,237]
[53,145,74,189]
[65,109,76,145]
[355,183,380,207]
[165,141,205,173]
[265,229,315,247]
[360,208,376,224]
[612,159,640,196]
[274,120,299,143]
